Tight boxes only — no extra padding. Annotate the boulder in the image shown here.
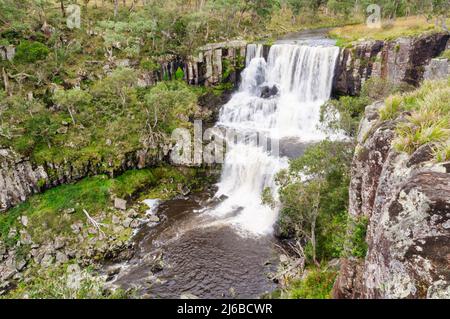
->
[423,58,450,81]
[122,217,133,228]
[21,216,29,227]
[259,85,278,99]
[55,252,69,264]
[114,198,127,211]
[148,215,160,223]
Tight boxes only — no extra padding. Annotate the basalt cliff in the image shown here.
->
[333,100,450,299]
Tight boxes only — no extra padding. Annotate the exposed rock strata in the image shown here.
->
[0,146,168,212]
[333,32,450,95]
[333,102,450,299]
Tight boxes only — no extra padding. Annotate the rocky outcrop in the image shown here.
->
[0,146,169,212]
[137,41,247,88]
[423,57,450,81]
[333,102,450,299]
[0,45,15,61]
[333,32,450,95]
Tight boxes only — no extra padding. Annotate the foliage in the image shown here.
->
[91,68,137,109]
[321,95,370,137]
[143,81,198,134]
[275,141,354,262]
[175,67,185,81]
[14,41,50,64]
[329,15,449,47]
[349,216,369,258]
[286,267,337,299]
[3,263,131,299]
[321,78,414,137]
[0,166,205,249]
[378,78,450,161]
[53,88,93,124]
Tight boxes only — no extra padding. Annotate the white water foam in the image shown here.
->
[208,43,340,236]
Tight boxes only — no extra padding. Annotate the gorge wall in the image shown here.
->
[333,32,450,96]
[0,41,249,212]
[333,102,450,299]
[137,40,247,88]
[2,32,449,223]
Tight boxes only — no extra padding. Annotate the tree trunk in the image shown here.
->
[311,217,319,267]
[2,67,10,96]
[114,0,119,17]
[60,0,66,17]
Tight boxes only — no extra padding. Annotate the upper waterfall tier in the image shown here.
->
[218,44,339,140]
[209,42,340,236]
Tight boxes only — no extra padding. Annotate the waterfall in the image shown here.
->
[245,44,263,67]
[209,43,339,236]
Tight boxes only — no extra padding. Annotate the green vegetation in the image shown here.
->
[143,81,199,134]
[273,141,353,263]
[440,50,450,60]
[0,166,208,249]
[274,78,413,298]
[0,74,201,170]
[378,78,450,161]
[321,78,413,137]
[1,0,448,300]
[4,263,132,299]
[14,41,50,64]
[285,267,338,299]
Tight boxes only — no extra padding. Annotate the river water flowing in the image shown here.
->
[111,38,339,298]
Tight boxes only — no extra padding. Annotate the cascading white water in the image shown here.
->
[245,44,264,67]
[209,43,339,236]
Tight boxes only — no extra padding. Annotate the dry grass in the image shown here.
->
[329,16,449,46]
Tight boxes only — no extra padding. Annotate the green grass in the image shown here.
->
[3,263,132,299]
[0,166,207,249]
[376,78,450,162]
[349,216,369,258]
[439,50,450,60]
[286,267,337,299]
[0,175,113,248]
[379,94,404,121]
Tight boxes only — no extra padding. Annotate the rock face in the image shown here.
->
[423,58,450,81]
[333,102,450,299]
[0,146,168,212]
[138,41,247,88]
[0,45,15,61]
[333,33,450,95]
[0,41,245,212]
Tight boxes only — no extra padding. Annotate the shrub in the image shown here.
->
[175,67,185,81]
[140,58,160,72]
[287,268,337,299]
[14,41,49,64]
[275,141,353,262]
[349,216,369,258]
[379,94,403,121]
